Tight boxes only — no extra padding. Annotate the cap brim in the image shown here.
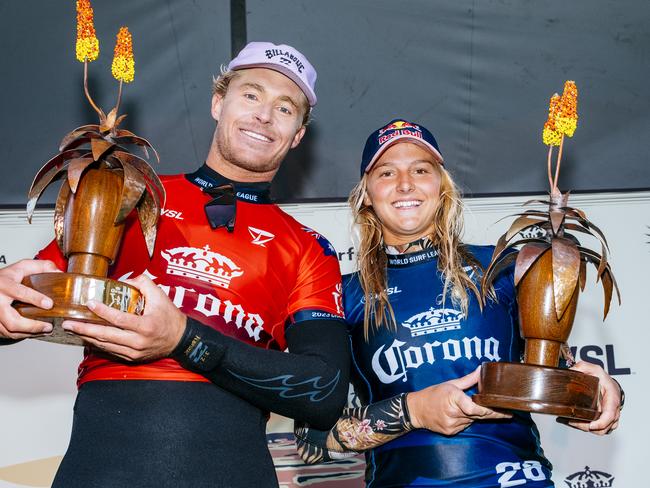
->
[231,63,317,107]
[365,135,444,173]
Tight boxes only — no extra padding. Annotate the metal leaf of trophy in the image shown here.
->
[473,81,620,420]
[13,1,165,345]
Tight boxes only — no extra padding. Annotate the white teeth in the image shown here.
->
[242,129,272,142]
[393,200,421,208]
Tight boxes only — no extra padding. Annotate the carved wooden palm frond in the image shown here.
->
[27,119,165,258]
[481,190,620,321]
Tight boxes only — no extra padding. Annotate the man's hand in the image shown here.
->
[62,274,187,362]
[558,361,623,435]
[407,367,512,436]
[0,259,61,339]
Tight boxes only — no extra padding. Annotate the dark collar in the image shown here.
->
[186,164,272,204]
[386,248,439,268]
[384,236,434,255]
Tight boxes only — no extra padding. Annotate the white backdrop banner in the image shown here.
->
[0,191,647,487]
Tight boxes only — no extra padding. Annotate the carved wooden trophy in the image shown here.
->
[13,1,165,345]
[473,81,620,420]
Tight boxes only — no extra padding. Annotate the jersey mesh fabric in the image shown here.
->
[37,168,344,386]
[343,245,553,488]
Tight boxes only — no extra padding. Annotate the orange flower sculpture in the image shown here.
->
[555,81,578,137]
[26,0,164,257]
[542,93,562,147]
[112,27,135,83]
[482,81,619,323]
[75,0,99,62]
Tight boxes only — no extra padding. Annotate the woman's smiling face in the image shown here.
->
[364,142,442,246]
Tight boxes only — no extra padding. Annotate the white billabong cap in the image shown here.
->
[227,41,318,107]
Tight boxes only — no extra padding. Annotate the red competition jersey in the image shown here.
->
[37,167,344,386]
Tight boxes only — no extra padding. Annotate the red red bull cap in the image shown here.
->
[360,119,444,177]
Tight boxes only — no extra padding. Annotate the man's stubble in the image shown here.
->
[214,127,282,175]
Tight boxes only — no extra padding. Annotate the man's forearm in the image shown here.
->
[171,317,350,430]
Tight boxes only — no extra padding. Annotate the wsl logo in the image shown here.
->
[569,344,631,376]
[360,286,402,304]
[564,466,614,487]
[401,307,464,337]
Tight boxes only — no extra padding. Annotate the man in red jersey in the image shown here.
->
[0,42,350,487]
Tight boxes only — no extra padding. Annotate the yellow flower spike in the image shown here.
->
[75,0,99,62]
[111,27,135,83]
[556,80,578,137]
[542,93,562,146]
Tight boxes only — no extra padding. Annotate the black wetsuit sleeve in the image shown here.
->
[171,317,350,430]
[0,338,21,345]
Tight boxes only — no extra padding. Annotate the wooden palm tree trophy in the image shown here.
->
[14,1,165,345]
[473,81,620,420]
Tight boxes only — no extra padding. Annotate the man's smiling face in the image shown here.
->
[210,68,307,180]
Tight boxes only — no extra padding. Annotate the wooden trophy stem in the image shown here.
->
[517,249,579,367]
[524,339,562,367]
[68,253,110,276]
[63,168,126,272]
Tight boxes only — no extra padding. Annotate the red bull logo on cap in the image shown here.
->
[378,120,420,135]
[378,120,424,145]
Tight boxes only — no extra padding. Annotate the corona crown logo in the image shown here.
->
[161,245,243,289]
[401,307,465,337]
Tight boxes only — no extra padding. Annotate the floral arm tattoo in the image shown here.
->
[294,392,414,464]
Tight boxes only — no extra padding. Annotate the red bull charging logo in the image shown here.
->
[378,120,420,135]
[378,120,423,145]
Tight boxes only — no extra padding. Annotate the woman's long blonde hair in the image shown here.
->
[349,161,482,339]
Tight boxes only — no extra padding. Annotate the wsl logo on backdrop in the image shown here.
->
[569,344,631,376]
[564,466,614,487]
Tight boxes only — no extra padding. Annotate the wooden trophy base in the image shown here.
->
[13,272,143,346]
[473,361,600,421]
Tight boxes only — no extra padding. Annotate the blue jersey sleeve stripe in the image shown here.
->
[285,309,345,328]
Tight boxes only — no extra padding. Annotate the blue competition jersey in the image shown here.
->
[343,245,553,488]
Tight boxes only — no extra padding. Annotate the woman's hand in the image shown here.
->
[406,367,512,436]
[559,361,623,435]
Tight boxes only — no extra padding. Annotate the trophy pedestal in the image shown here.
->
[473,362,600,420]
[14,272,143,346]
